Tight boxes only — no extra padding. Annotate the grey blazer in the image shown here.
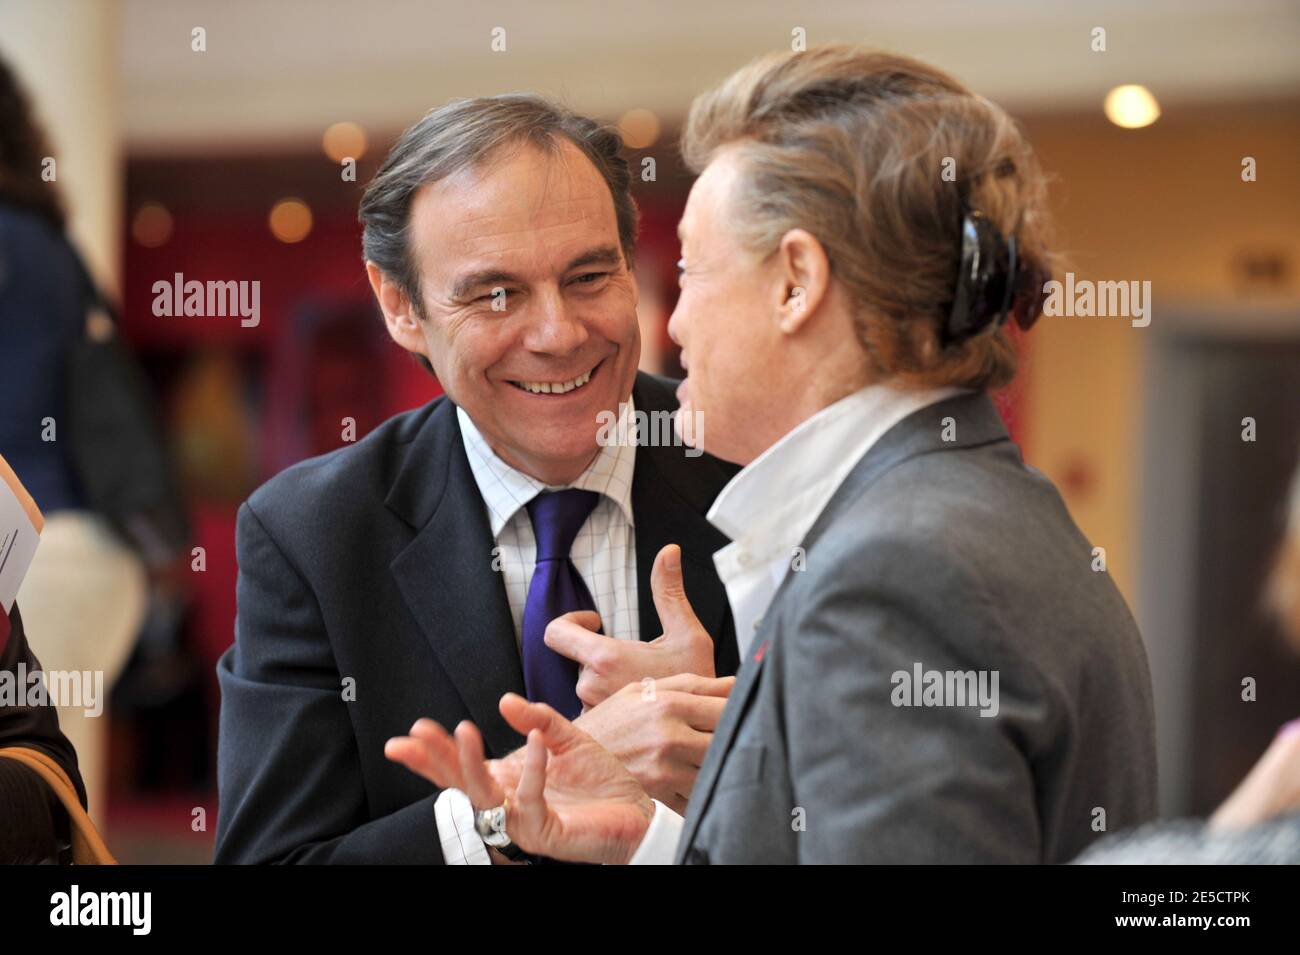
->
[676,391,1158,864]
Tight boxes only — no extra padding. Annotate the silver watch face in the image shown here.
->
[475,805,509,847]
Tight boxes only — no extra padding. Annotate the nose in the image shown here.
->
[666,299,685,348]
[522,286,589,356]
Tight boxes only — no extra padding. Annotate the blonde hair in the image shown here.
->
[681,46,1058,390]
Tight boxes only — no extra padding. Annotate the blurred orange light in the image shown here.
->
[132,202,173,247]
[269,198,313,243]
[322,121,367,162]
[618,108,661,149]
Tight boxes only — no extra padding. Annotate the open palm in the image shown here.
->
[385,693,654,864]
[503,695,654,864]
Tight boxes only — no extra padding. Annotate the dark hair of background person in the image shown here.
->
[0,55,64,231]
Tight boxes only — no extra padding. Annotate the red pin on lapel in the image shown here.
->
[753,639,769,663]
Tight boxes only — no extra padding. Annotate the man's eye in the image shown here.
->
[573,271,609,286]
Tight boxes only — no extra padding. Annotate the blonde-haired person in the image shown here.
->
[1073,467,1300,864]
[387,46,1159,864]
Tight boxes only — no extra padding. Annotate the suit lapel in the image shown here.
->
[676,390,1014,856]
[386,399,527,757]
[675,629,769,859]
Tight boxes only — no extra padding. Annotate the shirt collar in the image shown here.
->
[708,382,969,559]
[457,397,637,539]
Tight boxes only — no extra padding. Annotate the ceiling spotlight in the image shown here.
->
[1104,85,1161,129]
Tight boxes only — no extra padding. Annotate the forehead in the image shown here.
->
[681,148,745,244]
[410,138,618,275]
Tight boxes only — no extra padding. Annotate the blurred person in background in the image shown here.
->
[0,54,188,826]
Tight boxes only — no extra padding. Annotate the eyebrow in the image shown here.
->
[449,268,520,302]
[564,245,623,273]
[448,244,624,302]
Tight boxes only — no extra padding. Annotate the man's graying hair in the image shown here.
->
[359,94,639,327]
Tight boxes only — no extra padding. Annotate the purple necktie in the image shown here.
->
[522,489,602,719]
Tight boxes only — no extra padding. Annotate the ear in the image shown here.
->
[772,228,831,336]
[366,261,427,354]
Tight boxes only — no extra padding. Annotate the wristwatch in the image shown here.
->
[475,804,531,863]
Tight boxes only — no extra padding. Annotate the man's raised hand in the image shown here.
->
[545,544,717,708]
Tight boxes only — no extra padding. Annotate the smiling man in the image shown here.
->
[214,96,740,864]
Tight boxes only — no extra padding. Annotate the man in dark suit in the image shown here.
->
[214,94,738,864]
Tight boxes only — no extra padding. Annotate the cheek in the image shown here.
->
[681,285,725,348]
[592,287,640,348]
[699,297,771,406]
[435,320,508,383]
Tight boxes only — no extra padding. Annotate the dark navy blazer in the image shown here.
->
[215,372,738,863]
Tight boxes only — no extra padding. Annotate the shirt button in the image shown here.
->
[753,617,763,630]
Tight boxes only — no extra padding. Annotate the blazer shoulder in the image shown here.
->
[784,438,1081,661]
[245,396,447,535]
[795,436,1141,685]
[811,439,1025,562]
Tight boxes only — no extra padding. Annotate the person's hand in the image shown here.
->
[1209,719,1300,831]
[384,719,525,865]
[546,544,717,708]
[387,718,524,797]
[386,693,654,865]
[417,672,733,816]
[569,672,731,812]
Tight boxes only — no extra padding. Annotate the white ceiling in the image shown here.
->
[113,0,1300,153]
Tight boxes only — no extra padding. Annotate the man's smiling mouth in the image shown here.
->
[508,359,602,395]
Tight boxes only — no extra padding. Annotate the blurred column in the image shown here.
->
[0,0,122,295]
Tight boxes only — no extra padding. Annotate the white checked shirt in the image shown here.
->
[436,398,640,864]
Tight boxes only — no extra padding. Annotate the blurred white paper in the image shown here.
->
[0,476,40,613]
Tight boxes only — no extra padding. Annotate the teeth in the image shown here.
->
[513,368,593,395]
